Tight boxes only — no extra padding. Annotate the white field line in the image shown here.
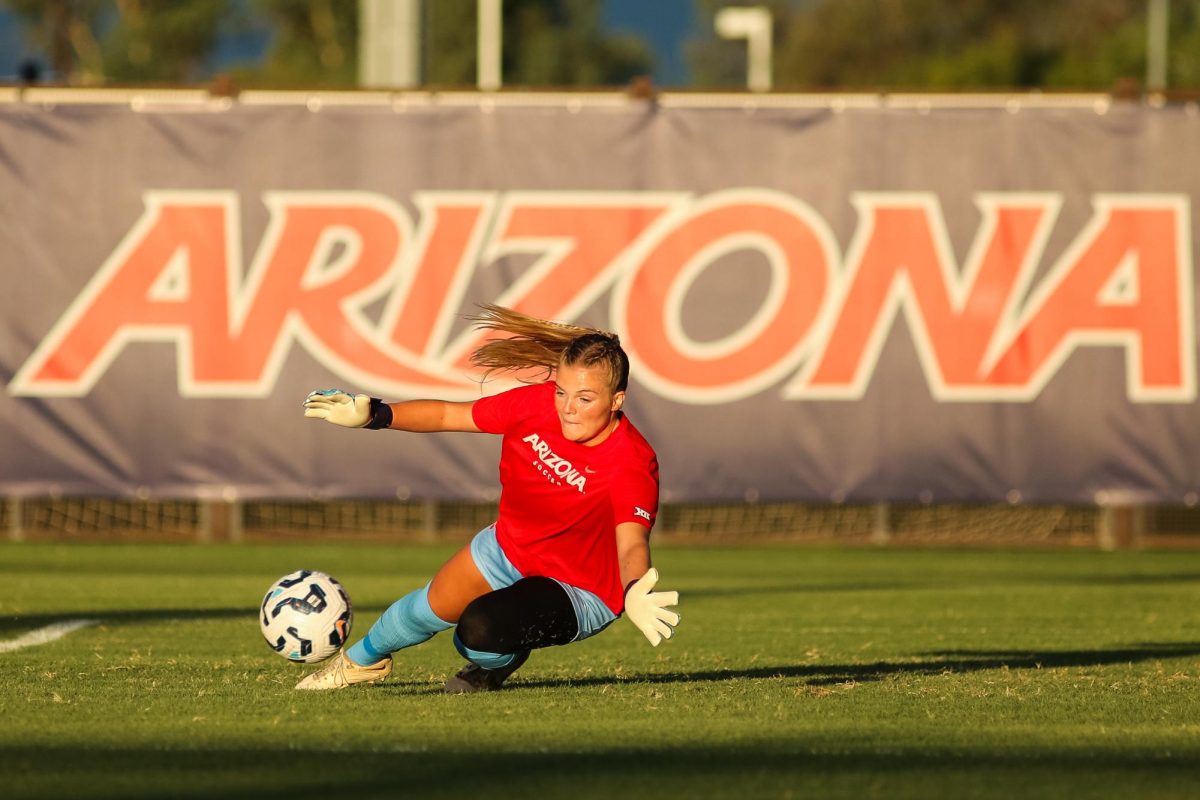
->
[0,619,99,653]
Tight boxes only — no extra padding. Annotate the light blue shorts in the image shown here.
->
[469,525,617,642]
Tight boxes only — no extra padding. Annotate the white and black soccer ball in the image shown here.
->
[259,570,353,663]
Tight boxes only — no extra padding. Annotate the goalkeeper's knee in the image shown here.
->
[453,576,579,656]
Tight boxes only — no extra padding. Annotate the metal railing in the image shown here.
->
[0,85,1147,113]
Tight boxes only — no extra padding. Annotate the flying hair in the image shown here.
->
[469,304,630,392]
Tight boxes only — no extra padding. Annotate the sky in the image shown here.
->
[0,7,28,80]
[604,0,694,86]
[0,1,697,86]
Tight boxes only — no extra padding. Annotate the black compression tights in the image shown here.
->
[455,576,580,655]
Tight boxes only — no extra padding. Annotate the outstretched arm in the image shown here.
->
[302,390,481,433]
[617,522,680,647]
[374,398,481,432]
[616,521,652,587]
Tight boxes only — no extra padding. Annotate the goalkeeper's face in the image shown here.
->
[553,363,625,446]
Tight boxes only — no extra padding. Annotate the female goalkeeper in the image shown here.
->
[295,306,680,692]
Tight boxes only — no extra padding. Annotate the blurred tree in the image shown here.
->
[2,0,106,83]
[424,0,652,87]
[102,0,230,83]
[690,0,1200,91]
[2,0,230,85]
[15,0,1200,92]
[1168,0,1200,86]
[1,0,653,90]
[777,0,1155,90]
[249,0,358,88]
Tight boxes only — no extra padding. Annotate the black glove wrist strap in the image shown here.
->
[365,398,393,430]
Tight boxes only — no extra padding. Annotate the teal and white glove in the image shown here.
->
[624,567,680,647]
[303,389,392,429]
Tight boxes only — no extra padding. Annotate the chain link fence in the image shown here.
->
[4,496,1200,549]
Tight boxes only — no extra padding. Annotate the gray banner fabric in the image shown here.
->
[1,100,1197,504]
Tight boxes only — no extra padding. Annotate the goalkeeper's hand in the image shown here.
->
[624,567,680,647]
[302,389,372,428]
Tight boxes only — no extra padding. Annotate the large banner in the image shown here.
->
[1,98,1197,504]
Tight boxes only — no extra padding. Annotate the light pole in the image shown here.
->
[359,0,421,89]
[715,6,773,92]
[1146,0,1170,92]
[477,0,502,90]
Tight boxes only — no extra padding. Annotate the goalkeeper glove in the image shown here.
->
[302,389,393,429]
[624,567,680,647]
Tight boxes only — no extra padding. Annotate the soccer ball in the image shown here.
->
[259,570,353,663]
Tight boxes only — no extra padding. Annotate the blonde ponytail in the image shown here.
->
[469,304,629,391]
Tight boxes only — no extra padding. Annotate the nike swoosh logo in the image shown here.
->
[584,467,597,474]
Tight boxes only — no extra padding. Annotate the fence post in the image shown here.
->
[228,499,244,543]
[201,496,244,543]
[421,499,438,542]
[198,500,216,543]
[1131,505,1147,549]
[1111,506,1143,550]
[7,497,24,542]
[871,502,891,545]
[1097,505,1141,550]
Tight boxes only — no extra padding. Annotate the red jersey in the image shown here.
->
[471,382,659,614]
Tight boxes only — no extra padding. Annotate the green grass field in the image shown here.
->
[2,541,1200,800]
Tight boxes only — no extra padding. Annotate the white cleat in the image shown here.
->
[294,651,392,691]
